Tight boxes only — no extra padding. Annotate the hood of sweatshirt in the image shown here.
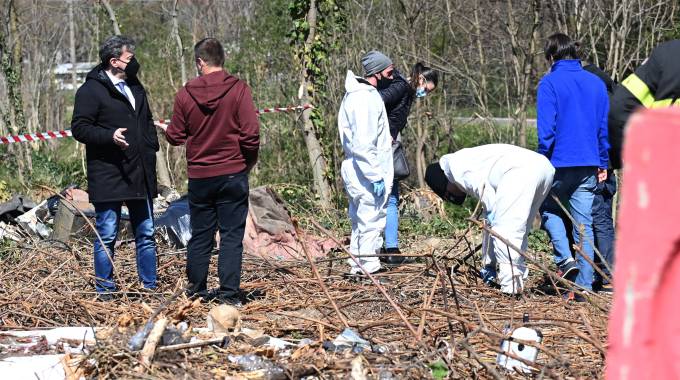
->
[344,70,377,94]
[185,70,240,112]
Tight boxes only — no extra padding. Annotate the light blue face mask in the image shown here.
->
[416,76,429,98]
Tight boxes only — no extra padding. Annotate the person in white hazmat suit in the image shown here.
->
[425,144,554,294]
[338,51,394,275]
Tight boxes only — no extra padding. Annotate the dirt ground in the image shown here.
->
[0,222,609,379]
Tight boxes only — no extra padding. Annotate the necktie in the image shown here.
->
[116,82,130,102]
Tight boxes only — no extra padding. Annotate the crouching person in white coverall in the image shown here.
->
[425,144,554,294]
[337,53,394,275]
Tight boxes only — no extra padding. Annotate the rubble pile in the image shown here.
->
[0,187,609,379]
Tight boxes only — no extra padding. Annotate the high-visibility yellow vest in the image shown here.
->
[622,74,680,108]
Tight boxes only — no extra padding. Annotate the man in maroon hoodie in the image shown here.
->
[159,38,260,305]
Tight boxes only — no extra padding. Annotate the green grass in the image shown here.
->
[450,106,538,119]
[0,140,87,197]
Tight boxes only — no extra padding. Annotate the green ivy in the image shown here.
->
[288,0,346,184]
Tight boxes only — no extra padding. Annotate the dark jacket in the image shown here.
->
[537,59,610,169]
[583,63,615,94]
[378,70,415,140]
[608,39,680,169]
[583,63,616,169]
[71,65,159,203]
[165,70,260,179]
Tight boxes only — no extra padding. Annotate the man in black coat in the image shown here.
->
[72,35,159,300]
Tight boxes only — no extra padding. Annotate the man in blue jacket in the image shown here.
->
[536,33,610,299]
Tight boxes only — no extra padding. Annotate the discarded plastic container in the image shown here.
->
[227,354,285,380]
[127,320,155,351]
[332,327,371,352]
[496,324,542,374]
[266,337,294,350]
[298,338,313,347]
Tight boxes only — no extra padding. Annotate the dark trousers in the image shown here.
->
[593,170,617,285]
[186,172,249,298]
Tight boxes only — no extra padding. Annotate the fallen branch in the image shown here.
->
[139,317,169,367]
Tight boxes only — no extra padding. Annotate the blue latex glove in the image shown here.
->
[486,209,495,224]
[480,265,497,285]
[372,180,385,197]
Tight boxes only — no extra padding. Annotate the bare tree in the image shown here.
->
[100,0,121,35]
[504,0,542,148]
[68,0,76,89]
[170,0,187,86]
[0,0,30,182]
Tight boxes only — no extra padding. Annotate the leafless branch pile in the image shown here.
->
[0,220,609,379]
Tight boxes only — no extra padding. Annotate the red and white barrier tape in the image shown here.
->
[154,104,313,128]
[0,104,313,145]
[0,130,72,145]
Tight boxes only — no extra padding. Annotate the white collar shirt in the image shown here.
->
[105,70,136,110]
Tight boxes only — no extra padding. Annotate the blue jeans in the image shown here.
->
[593,170,617,285]
[385,180,399,249]
[541,167,597,290]
[93,197,156,292]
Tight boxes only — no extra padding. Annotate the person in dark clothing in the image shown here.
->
[582,64,614,93]
[71,35,159,300]
[159,38,260,306]
[378,62,438,140]
[608,39,680,169]
[378,61,438,264]
[579,60,617,292]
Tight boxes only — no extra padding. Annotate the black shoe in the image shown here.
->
[379,248,407,265]
[597,283,613,294]
[125,287,161,300]
[96,292,117,302]
[573,291,588,303]
[557,260,579,281]
[239,289,266,304]
[214,295,243,307]
[186,287,213,301]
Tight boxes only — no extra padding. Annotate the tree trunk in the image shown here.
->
[101,0,121,35]
[298,0,333,209]
[155,144,173,190]
[171,0,187,85]
[2,0,30,180]
[68,0,77,89]
[505,0,541,148]
[149,0,188,192]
